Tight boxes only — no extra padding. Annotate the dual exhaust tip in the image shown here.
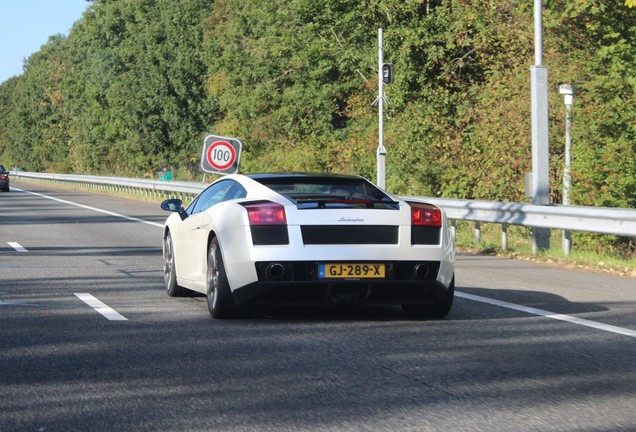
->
[414,263,430,279]
[266,263,287,280]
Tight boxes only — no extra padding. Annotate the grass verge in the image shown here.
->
[454,220,635,278]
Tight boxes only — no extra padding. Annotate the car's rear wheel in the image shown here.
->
[164,232,188,297]
[402,275,455,319]
[207,237,236,318]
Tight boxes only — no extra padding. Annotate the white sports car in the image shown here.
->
[161,173,455,319]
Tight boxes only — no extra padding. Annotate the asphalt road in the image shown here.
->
[1,182,635,432]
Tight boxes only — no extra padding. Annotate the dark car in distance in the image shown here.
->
[0,165,9,192]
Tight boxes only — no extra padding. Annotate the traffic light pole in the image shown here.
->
[376,28,386,189]
[559,82,575,255]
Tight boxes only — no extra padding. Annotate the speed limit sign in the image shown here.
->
[200,134,242,174]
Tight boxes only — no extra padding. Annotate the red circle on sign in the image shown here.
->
[207,141,236,170]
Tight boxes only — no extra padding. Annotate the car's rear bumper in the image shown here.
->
[232,260,451,306]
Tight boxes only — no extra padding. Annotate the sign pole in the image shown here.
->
[376,28,386,189]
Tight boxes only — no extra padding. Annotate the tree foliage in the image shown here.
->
[0,0,634,209]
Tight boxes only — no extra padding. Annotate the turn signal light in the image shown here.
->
[245,203,287,225]
[411,204,442,227]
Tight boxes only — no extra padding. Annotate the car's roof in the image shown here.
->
[246,173,364,181]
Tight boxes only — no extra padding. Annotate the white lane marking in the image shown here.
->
[13,188,634,335]
[75,293,128,321]
[7,242,28,252]
[13,188,164,228]
[456,291,636,338]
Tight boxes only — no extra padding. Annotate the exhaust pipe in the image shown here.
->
[414,264,429,279]
[266,263,286,280]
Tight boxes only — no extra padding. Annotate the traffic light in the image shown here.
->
[382,63,393,84]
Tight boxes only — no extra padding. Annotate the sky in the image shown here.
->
[0,0,90,84]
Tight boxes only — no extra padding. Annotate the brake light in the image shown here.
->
[245,203,287,225]
[411,204,442,227]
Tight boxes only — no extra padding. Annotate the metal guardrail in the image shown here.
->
[401,196,636,238]
[13,171,206,201]
[12,171,636,253]
[402,196,636,255]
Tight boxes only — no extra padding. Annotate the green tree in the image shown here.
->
[0,77,20,164]
[0,0,634,223]
[63,0,215,177]
[4,35,73,171]
[203,0,381,174]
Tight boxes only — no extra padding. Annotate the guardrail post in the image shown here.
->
[563,230,571,256]
[475,221,481,244]
[502,223,508,252]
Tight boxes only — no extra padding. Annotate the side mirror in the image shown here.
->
[161,198,187,220]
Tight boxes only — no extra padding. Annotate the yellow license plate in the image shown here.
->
[319,263,385,279]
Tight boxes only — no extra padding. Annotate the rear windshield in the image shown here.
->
[254,177,398,209]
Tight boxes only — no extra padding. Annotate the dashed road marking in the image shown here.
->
[7,242,28,252]
[75,293,128,321]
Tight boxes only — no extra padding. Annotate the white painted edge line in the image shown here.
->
[13,187,635,336]
[75,293,128,321]
[456,291,636,338]
[13,188,164,228]
[7,242,28,252]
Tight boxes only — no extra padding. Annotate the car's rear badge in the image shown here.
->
[338,217,364,222]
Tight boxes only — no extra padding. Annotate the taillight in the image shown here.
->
[411,204,442,227]
[244,202,289,245]
[245,203,287,225]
